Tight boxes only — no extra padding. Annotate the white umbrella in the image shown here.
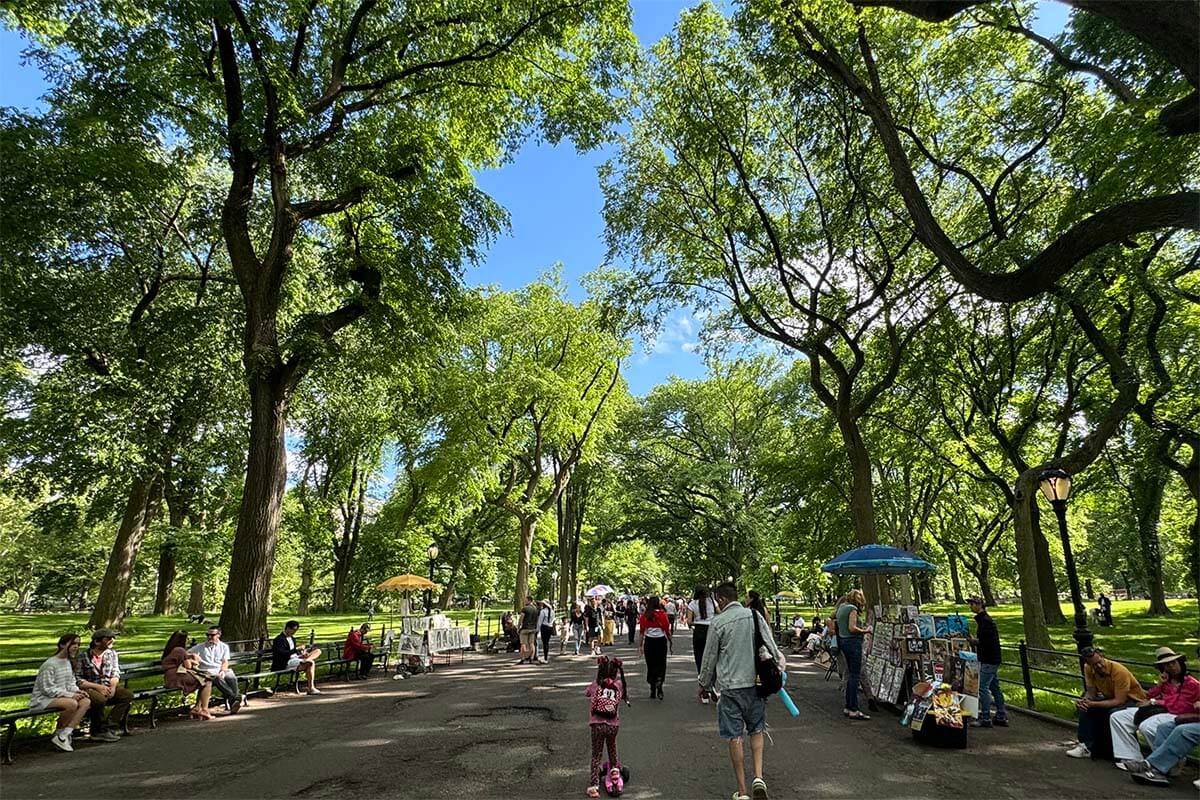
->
[586,584,614,597]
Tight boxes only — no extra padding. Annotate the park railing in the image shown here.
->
[998,642,1161,718]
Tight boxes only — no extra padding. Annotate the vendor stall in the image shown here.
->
[822,545,979,747]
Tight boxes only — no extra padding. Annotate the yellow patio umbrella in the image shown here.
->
[377,574,438,592]
[376,574,440,633]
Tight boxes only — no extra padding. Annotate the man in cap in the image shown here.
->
[967,596,1008,728]
[76,629,133,741]
[1110,646,1200,767]
[189,625,244,712]
[1066,646,1146,759]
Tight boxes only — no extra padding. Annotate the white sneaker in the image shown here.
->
[1065,743,1090,759]
[51,732,73,752]
[307,687,322,695]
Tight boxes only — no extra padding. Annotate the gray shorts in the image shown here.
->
[717,686,766,739]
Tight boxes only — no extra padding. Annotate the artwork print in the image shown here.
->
[962,659,981,696]
[936,614,970,637]
[916,614,936,640]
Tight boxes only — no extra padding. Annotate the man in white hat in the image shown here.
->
[1109,646,1200,766]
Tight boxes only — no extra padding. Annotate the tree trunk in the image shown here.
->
[978,557,996,607]
[946,549,965,603]
[512,516,536,611]
[839,417,883,604]
[152,541,177,615]
[1012,471,1054,652]
[89,476,161,629]
[1030,498,1067,625]
[219,373,290,641]
[298,553,313,615]
[1132,454,1171,615]
[187,577,205,615]
[154,488,189,616]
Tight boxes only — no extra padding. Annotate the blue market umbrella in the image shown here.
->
[821,544,935,575]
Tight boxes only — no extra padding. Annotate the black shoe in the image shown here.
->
[993,717,1009,727]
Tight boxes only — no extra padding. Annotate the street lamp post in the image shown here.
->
[1038,468,1093,652]
[426,543,439,615]
[770,564,781,633]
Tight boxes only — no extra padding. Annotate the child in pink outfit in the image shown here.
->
[584,656,629,797]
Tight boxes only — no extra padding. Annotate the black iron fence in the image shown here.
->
[998,641,1162,714]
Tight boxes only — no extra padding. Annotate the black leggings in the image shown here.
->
[692,624,709,673]
[626,617,636,643]
[644,636,668,690]
[540,625,554,659]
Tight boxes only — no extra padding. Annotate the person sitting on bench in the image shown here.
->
[342,624,375,678]
[29,634,91,753]
[76,629,133,740]
[272,620,323,695]
[189,626,243,713]
[161,630,214,720]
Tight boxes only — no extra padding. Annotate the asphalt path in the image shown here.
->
[2,628,1195,799]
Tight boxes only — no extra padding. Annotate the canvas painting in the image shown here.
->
[929,638,951,666]
[962,658,981,696]
[942,614,970,637]
[900,605,919,623]
[916,614,936,639]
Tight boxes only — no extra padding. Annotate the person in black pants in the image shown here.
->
[625,601,638,644]
[638,596,672,699]
[687,586,717,703]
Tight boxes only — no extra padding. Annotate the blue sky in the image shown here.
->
[0,1,1068,397]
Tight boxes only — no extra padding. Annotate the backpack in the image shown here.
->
[750,610,783,698]
[591,681,620,718]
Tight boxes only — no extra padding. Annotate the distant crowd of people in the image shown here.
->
[29,619,381,753]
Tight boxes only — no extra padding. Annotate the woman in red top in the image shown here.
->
[342,624,375,678]
[638,596,672,700]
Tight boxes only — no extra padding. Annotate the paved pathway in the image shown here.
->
[2,629,1195,799]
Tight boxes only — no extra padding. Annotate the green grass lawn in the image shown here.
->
[774,598,1199,720]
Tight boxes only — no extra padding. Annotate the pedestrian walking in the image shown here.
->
[584,655,631,798]
[625,599,638,644]
[638,596,672,699]
[570,603,586,656]
[687,585,717,704]
[518,595,540,664]
[538,599,555,662]
[835,589,871,720]
[698,581,784,800]
[666,597,678,632]
[602,599,616,645]
[585,597,603,656]
[967,596,1008,727]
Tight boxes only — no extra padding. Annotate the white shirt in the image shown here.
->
[666,601,677,615]
[538,607,553,628]
[30,656,79,709]
[688,598,717,625]
[189,640,231,673]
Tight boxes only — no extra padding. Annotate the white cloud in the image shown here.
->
[647,310,700,355]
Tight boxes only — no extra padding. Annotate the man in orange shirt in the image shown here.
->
[1066,646,1147,760]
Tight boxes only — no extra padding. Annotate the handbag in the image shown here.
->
[1133,703,1171,726]
[749,610,783,698]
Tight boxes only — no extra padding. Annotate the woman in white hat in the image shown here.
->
[1110,646,1200,764]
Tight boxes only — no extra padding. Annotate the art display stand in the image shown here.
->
[864,604,980,749]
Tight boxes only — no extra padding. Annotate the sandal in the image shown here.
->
[848,711,871,720]
[586,786,600,798]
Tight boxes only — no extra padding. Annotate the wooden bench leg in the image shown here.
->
[2,721,16,765]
